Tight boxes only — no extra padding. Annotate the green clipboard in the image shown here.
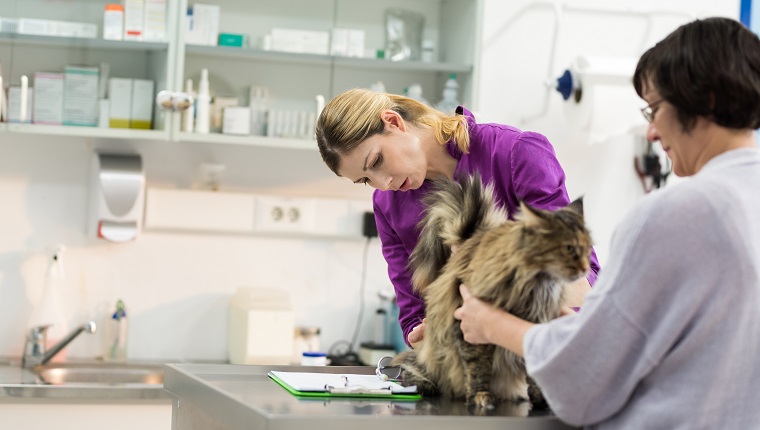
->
[268,371,422,401]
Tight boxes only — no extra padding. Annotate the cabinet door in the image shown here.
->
[0,0,178,140]
[173,0,478,148]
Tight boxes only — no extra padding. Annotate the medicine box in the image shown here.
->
[130,79,154,129]
[32,72,65,125]
[271,28,329,55]
[0,17,18,33]
[218,33,245,47]
[222,106,251,135]
[8,86,33,123]
[17,18,97,38]
[108,78,132,128]
[143,0,167,42]
[63,66,99,127]
[185,3,220,46]
[123,0,145,41]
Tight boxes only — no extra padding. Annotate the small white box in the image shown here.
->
[8,86,33,123]
[63,66,99,126]
[17,18,96,38]
[228,287,294,365]
[108,78,132,128]
[130,79,154,129]
[331,28,365,58]
[185,3,219,46]
[143,0,166,42]
[123,0,145,40]
[0,17,18,33]
[222,106,251,135]
[32,72,64,124]
[271,28,330,55]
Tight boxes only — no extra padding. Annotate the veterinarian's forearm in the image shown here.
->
[488,311,534,357]
[564,277,592,308]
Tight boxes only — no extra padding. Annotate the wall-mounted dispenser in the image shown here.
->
[89,153,145,242]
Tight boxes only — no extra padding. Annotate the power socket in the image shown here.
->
[362,211,378,238]
[254,196,314,233]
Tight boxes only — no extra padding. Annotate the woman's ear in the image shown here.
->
[381,109,406,132]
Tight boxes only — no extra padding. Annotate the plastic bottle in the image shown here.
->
[182,78,194,132]
[195,68,210,134]
[27,245,69,362]
[103,299,128,362]
[103,4,125,41]
[435,73,460,114]
[405,83,429,105]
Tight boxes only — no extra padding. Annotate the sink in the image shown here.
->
[33,362,164,386]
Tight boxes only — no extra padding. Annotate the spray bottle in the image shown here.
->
[27,245,69,362]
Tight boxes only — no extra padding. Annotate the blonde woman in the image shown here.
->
[316,89,600,348]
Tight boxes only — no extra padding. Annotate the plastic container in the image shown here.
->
[27,245,69,362]
[301,352,327,366]
[194,68,210,134]
[292,326,321,364]
[228,287,294,365]
[103,4,124,41]
[435,73,460,114]
[103,299,128,361]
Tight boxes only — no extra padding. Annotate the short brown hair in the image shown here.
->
[633,17,760,132]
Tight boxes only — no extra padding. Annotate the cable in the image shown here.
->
[326,235,372,365]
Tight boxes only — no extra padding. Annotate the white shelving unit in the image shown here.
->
[0,0,481,150]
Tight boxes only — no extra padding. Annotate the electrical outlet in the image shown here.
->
[254,196,315,233]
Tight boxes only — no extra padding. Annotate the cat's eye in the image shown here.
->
[565,245,577,256]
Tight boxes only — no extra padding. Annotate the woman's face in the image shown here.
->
[644,86,704,177]
[337,111,428,191]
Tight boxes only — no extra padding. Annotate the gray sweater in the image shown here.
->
[525,147,760,429]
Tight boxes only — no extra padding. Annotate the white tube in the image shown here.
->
[19,75,28,123]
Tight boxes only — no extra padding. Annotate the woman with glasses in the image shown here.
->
[455,17,760,428]
[316,88,601,349]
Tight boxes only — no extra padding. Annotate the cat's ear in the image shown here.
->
[519,201,548,228]
[566,196,584,218]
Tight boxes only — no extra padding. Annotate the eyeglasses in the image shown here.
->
[640,99,665,123]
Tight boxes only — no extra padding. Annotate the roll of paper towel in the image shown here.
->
[561,56,645,143]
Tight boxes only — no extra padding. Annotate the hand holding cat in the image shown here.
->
[454,284,534,357]
[408,318,427,349]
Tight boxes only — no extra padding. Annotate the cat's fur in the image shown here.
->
[393,173,593,413]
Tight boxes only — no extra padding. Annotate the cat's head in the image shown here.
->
[515,197,592,282]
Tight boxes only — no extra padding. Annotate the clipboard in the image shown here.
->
[268,371,422,401]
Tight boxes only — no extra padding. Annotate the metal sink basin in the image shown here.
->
[33,362,164,386]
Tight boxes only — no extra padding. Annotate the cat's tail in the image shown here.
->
[409,172,507,291]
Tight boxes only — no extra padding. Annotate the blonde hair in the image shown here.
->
[315,88,470,175]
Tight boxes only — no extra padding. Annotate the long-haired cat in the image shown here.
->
[392,172,593,413]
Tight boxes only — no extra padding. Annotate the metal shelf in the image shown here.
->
[185,44,472,73]
[3,123,169,140]
[178,132,316,150]
[0,32,169,51]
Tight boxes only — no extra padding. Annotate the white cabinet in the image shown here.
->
[1,0,480,149]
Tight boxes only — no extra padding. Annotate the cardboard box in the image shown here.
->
[32,73,64,124]
[130,79,154,129]
[63,66,99,126]
[108,78,132,128]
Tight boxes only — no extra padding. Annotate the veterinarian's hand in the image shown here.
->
[408,318,427,349]
[453,284,494,344]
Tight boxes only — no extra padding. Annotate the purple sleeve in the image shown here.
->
[372,198,425,346]
[509,132,601,284]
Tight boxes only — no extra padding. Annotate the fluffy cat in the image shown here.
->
[392,172,593,413]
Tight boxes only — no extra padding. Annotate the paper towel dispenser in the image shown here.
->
[90,153,145,242]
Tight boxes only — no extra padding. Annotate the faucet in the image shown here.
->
[22,321,97,368]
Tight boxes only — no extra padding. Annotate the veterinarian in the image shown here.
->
[454,17,760,428]
[316,87,602,349]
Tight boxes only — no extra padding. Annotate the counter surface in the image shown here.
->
[164,363,578,430]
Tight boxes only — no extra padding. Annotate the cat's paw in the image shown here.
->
[467,391,496,415]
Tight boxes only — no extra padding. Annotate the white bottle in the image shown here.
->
[182,78,194,132]
[103,4,125,41]
[28,246,69,362]
[406,83,428,105]
[195,68,210,134]
[436,73,460,114]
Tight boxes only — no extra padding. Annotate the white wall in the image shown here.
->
[0,135,386,361]
[0,0,741,362]
[475,0,740,263]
